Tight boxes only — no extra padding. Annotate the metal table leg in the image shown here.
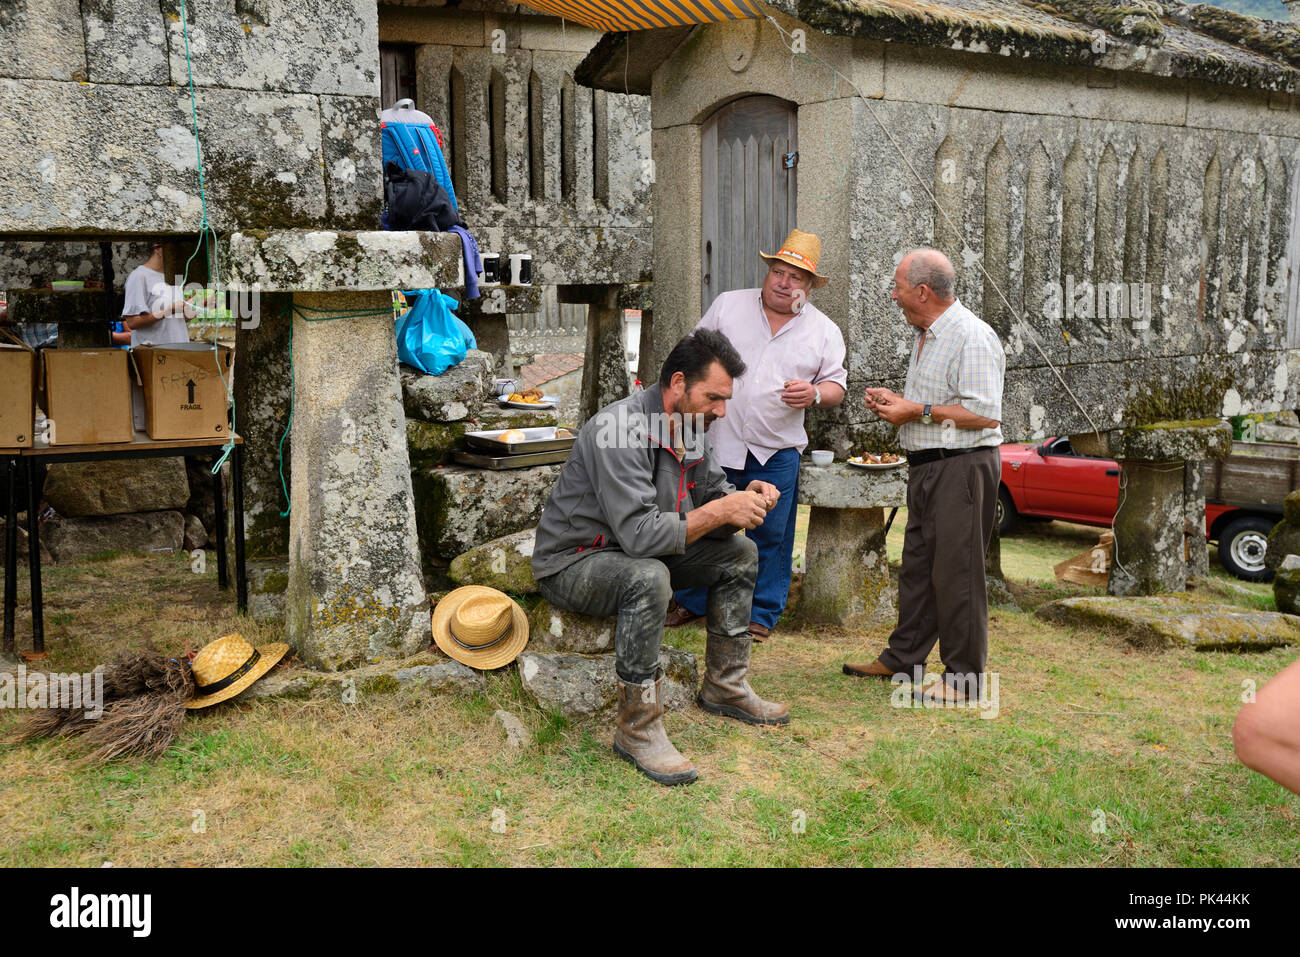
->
[3,456,17,655]
[213,454,228,591]
[26,457,43,655]
[233,443,247,613]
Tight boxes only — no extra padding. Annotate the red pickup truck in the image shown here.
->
[998,437,1298,581]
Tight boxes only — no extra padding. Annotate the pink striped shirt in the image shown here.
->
[695,289,848,470]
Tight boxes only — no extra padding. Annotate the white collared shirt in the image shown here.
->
[898,298,1005,452]
[696,289,848,470]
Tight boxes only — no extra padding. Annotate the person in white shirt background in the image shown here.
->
[119,242,198,346]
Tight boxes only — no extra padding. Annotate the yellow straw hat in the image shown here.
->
[185,634,289,709]
[432,586,529,670]
[759,228,829,288]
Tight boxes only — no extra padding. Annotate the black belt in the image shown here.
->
[905,446,994,467]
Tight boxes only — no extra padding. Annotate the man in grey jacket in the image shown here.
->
[532,329,789,786]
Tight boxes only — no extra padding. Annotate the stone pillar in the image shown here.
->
[1286,0,1300,25]
[984,522,1017,608]
[570,284,630,425]
[794,461,907,628]
[800,506,894,629]
[1109,460,1188,595]
[1184,460,1209,579]
[234,292,292,619]
[286,291,429,670]
[1076,422,1232,597]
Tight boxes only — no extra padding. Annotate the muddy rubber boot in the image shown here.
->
[698,632,790,725]
[612,676,698,786]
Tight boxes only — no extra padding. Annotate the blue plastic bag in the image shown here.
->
[396,289,477,376]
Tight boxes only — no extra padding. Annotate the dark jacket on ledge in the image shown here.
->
[531,383,738,581]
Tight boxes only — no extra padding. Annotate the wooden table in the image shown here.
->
[2,432,246,657]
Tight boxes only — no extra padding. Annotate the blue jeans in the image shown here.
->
[674,447,800,630]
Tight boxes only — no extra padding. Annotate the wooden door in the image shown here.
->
[701,96,798,308]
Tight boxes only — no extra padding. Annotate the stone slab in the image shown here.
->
[42,510,184,562]
[1,81,331,234]
[82,0,168,85]
[1036,596,1300,651]
[797,461,909,510]
[163,0,378,96]
[43,458,190,517]
[516,646,698,720]
[223,231,463,291]
[400,351,496,423]
[450,529,538,595]
[411,463,560,563]
[0,0,87,81]
[525,599,613,654]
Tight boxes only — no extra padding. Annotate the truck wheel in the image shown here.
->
[996,486,1017,536]
[1218,516,1275,582]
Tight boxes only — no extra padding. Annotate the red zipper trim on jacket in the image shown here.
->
[649,435,704,513]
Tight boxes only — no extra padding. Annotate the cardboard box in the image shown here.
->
[131,343,233,440]
[0,342,36,448]
[42,348,134,445]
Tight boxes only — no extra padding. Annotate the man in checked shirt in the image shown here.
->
[843,248,1006,704]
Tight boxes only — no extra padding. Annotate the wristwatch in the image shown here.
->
[813,385,822,406]
[921,404,933,425]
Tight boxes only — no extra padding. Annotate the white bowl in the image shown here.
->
[810,450,833,466]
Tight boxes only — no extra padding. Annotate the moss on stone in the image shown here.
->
[1027,0,1165,43]
[254,571,289,594]
[1126,418,1222,432]
[359,673,401,695]
[1187,4,1300,70]
[208,156,316,230]
[1122,363,1234,426]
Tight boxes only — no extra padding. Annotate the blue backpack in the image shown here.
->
[381,100,458,226]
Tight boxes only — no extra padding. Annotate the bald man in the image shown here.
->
[844,248,1005,704]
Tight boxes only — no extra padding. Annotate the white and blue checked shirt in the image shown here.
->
[898,299,1005,452]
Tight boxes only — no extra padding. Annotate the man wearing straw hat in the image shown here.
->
[668,229,847,642]
[533,329,789,786]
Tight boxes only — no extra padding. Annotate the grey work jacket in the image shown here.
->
[531,384,738,581]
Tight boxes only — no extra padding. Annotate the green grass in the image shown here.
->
[0,536,1296,866]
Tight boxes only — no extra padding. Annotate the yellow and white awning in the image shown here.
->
[515,0,761,32]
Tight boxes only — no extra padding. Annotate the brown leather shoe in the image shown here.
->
[914,678,976,705]
[748,622,771,643]
[842,659,895,679]
[664,601,703,628]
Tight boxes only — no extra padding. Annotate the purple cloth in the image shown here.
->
[448,224,482,300]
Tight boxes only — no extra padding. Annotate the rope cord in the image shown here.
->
[764,15,1104,443]
[178,0,236,475]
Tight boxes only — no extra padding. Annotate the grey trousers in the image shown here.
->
[878,446,999,688]
[537,534,758,682]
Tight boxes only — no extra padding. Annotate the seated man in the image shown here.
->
[532,329,789,787]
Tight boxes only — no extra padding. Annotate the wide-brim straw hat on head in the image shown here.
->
[432,586,529,670]
[760,228,829,288]
[186,633,289,709]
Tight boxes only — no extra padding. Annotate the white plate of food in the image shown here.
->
[847,453,906,470]
[498,388,558,410]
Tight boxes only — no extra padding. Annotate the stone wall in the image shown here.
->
[0,0,382,235]
[646,14,1300,450]
[378,3,653,361]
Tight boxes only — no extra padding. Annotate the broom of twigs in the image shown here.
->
[14,646,196,763]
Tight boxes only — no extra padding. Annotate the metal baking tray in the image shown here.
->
[453,448,572,470]
[463,426,576,454]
